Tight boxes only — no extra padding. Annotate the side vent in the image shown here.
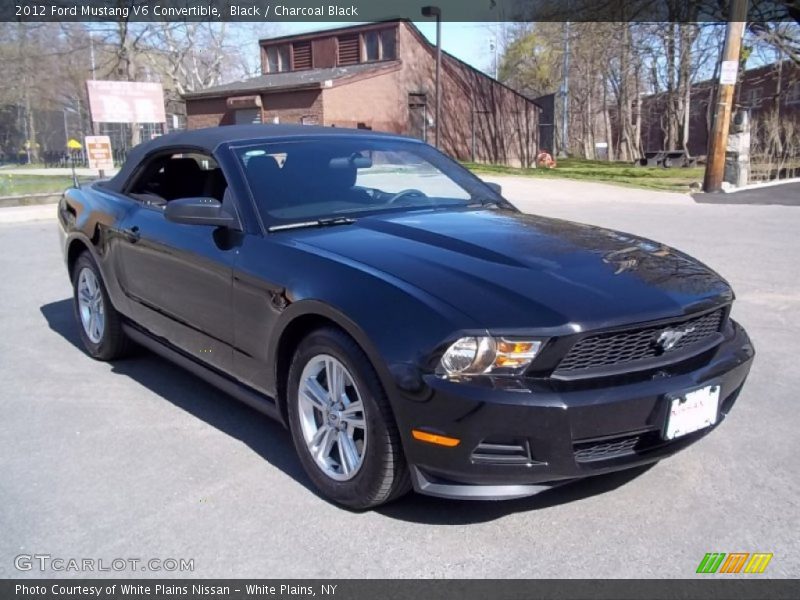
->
[471,438,545,466]
[292,41,312,70]
[337,35,360,66]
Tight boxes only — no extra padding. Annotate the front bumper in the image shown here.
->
[396,320,754,500]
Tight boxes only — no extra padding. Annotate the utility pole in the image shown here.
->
[422,6,442,149]
[434,14,441,149]
[89,30,96,79]
[63,108,69,148]
[703,0,748,193]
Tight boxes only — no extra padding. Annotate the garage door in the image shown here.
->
[235,109,261,125]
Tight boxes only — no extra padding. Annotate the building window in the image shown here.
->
[266,45,290,73]
[742,87,762,108]
[786,83,800,106]
[381,29,396,60]
[364,31,380,61]
[362,29,396,62]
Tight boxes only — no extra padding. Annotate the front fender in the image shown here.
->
[268,299,398,400]
[59,185,134,315]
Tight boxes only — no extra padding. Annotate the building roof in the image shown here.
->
[258,20,402,46]
[184,19,539,109]
[183,61,398,99]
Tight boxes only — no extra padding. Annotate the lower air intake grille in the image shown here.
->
[573,435,641,463]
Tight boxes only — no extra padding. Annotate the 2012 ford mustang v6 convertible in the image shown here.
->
[58,125,754,509]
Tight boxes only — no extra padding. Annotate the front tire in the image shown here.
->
[287,327,410,509]
[72,252,131,361]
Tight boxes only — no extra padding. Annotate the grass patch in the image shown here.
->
[465,158,704,192]
[0,174,92,196]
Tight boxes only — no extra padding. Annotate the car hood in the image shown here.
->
[288,209,733,332]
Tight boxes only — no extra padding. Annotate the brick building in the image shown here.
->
[184,20,541,166]
[640,61,800,156]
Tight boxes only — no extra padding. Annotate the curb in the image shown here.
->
[721,177,800,193]
[0,193,61,208]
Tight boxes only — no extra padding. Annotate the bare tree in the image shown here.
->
[751,108,800,180]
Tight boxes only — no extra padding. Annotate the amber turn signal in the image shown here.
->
[412,429,461,447]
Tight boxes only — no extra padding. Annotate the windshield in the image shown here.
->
[234,137,502,223]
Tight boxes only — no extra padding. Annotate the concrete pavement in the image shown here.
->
[0,176,797,578]
[0,204,58,224]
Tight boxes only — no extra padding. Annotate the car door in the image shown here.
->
[113,151,238,372]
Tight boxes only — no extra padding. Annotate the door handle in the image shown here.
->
[121,226,140,243]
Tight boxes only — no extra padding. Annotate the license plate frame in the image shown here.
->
[663,384,721,440]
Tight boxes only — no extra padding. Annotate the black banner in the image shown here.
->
[1,0,798,23]
[2,580,800,600]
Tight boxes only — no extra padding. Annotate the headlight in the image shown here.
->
[438,336,544,377]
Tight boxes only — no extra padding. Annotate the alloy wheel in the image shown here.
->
[77,267,105,344]
[297,354,367,481]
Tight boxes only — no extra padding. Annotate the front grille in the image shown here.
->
[574,435,641,463]
[553,309,725,377]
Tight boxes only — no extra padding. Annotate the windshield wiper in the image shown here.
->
[268,217,356,232]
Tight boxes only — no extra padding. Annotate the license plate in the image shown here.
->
[664,385,720,440]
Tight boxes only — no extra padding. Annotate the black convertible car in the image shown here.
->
[58,125,754,509]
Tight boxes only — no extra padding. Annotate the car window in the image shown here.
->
[234,138,499,223]
[127,152,228,207]
[355,150,470,200]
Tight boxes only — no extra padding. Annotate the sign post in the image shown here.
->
[85,135,114,177]
[66,138,82,187]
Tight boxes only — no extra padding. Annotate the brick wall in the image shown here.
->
[187,89,324,129]
[396,22,539,166]
[262,89,323,125]
[186,97,235,129]
[323,68,404,131]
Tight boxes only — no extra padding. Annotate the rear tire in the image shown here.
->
[287,327,411,509]
[72,252,131,361]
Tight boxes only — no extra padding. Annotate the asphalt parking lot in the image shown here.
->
[0,177,798,578]
[694,181,800,206]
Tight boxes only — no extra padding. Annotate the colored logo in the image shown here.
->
[696,552,773,574]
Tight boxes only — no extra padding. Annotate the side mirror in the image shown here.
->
[164,197,238,229]
[483,180,502,195]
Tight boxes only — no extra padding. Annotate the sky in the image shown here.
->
[264,21,502,76]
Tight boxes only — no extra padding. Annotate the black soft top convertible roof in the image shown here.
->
[105,124,409,192]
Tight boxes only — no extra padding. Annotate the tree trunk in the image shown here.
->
[603,84,615,161]
[633,64,643,158]
[665,23,679,150]
[678,24,698,156]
